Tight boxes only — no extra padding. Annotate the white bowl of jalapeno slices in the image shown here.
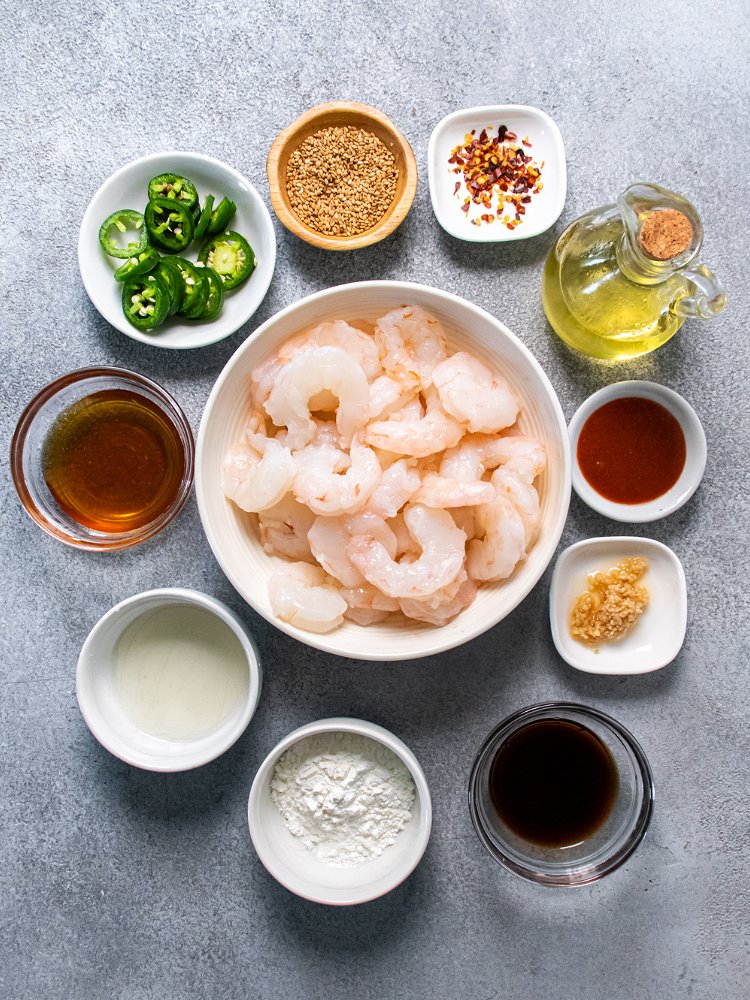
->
[78,152,276,349]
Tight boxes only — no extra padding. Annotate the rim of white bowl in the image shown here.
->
[248,717,432,905]
[76,587,262,771]
[568,380,707,523]
[549,536,688,674]
[427,104,567,243]
[77,151,276,350]
[195,279,572,660]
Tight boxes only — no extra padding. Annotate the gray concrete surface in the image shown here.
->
[1,1,748,997]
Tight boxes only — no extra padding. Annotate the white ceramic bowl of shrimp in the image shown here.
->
[196,281,571,660]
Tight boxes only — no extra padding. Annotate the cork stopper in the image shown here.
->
[639,209,694,260]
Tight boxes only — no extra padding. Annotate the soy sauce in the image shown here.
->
[489,720,618,848]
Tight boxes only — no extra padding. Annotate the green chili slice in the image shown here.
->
[147,173,199,213]
[205,197,237,237]
[173,258,209,318]
[155,258,185,316]
[144,198,195,254]
[99,209,148,259]
[193,195,215,240]
[197,230,255,289]
[122,271,170,332]
[192,265,225,321]
[113,245,160,283]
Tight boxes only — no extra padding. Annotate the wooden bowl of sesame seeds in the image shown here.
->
[267,102,418,251]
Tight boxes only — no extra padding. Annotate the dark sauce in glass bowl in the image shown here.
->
[489,719,619,848]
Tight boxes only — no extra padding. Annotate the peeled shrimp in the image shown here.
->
[451,507,478,541]
[369,374,417,421]
[492,467,540,547]
[375,306,448,390]
[308,512,397,588]
[432,352,519,433]
[293,435,381,516]
[365,387,463,458]
[264,346,370,450]
[347,503,466,599]
[268,562,348,633]
[413,472,495,508]
[339,581,399,624]
[366,459,421,519]
[467,496,526,582]
[258,494,316,562]
[222,436,295,513]
[400,574,477,626]
[440,433,545,482]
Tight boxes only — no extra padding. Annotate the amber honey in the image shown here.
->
[42,388,186,533]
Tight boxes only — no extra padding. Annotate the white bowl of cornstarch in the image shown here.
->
[248,718,432,905]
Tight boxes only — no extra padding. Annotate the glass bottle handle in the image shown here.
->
[673,263,727,319]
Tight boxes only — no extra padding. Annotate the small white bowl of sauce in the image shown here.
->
[568,380,707,522]
[549,536,688,674]
[77,588,262,771]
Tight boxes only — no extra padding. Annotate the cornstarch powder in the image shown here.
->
[270,732,416,867]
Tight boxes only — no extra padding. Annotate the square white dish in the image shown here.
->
[549,537,687,675]
[427,105,566,243]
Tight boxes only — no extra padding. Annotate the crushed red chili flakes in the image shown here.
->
[448,125,544,229]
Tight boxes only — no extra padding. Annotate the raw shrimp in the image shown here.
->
[222,436,296,513]
[268,562,348,633]
[307,512,397,588]
[347,503,466,599]
[251,322,381,406]
[366,459,421,519]
[293,434,381,515]
[451,507,478,541]
[258,494,316,562]
[282,321,382,379]
[432,352,519,433]
[492,467,540,547]
[467,496,526,582]
[414,472,495,508]
[369,374,417,421]
[264,346,370,450]
[339,582,399,625]
[400,574,477,626]
[365,387,463,458]
[375,306,448,390]
[440,433,545,482]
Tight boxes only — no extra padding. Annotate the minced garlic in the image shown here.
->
[569,557,649,645]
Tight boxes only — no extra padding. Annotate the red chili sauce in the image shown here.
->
[577,397,686,504]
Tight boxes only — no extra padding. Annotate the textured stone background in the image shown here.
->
[1,1,748,997]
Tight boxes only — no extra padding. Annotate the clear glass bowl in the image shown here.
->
[10,367,194,551]
[468,702,654,886]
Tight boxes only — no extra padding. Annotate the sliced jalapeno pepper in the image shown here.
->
[173,258,209,318]
[99,209,148,259]
[155,258,185,316]
[205,197,237,237]
[122,271,170,332]
[198,230,255,289]
[145,198,195,254]
[192,265,225,321]
[113,245,160,282]
[193,194,215,240]
[147,173,199,214]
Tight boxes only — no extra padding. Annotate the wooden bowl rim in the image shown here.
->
[267,102,418,251]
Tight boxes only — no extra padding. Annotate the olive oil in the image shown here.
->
[542,183,726,361]
[542,213,685,361]
[42,388,185,533]
[490,720,618,848]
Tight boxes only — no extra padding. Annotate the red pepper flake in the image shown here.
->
[448,122,544,229]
